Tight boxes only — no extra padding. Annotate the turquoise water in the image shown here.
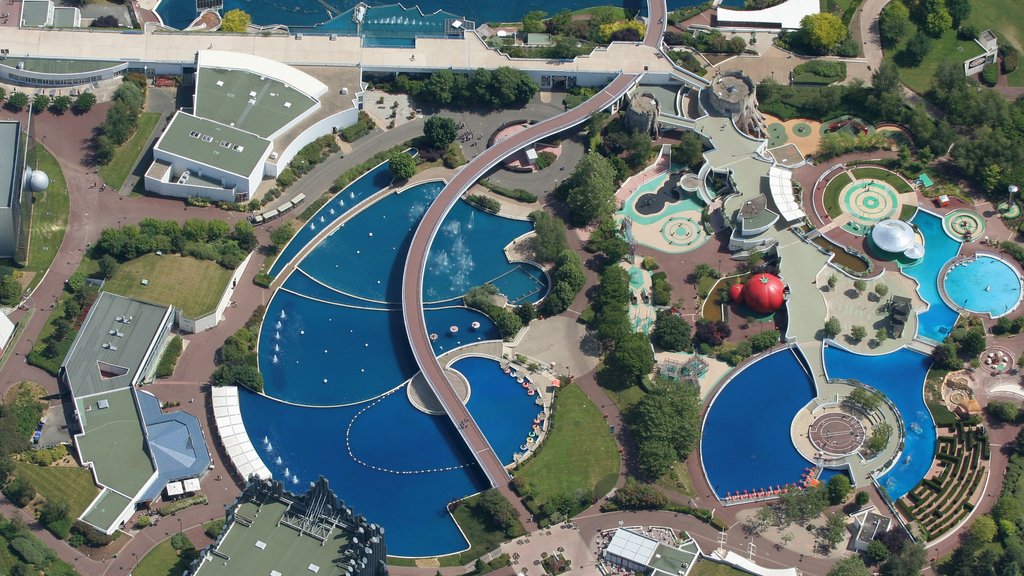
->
[823,345,934,500]
[901,211,961,342]
[157,0,738,33]
[944,255,1022,317]
[701,348,820,498]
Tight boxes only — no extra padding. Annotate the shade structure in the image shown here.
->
[871,219,915,254]
[904,242,925,260]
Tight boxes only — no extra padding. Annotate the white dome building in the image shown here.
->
[28,169,49,192]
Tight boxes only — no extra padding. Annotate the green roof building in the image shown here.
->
[19,0,80,28]
[0,121,26,258]
[191,476,388,576]
[61,292,211,534]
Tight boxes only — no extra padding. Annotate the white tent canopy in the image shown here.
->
[768,166,805,222]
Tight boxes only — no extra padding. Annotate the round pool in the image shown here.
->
[943,255,1023,318]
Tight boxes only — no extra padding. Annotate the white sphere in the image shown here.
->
[28,170,49,192]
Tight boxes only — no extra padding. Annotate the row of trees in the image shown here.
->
[94,73,147,165]
[627,378,701,479]
[95,217,257,270]
[384,67,539,110]
[212,307,265,393]
[521,7,642,45]
[0,87,96,115]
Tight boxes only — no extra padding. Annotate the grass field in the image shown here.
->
[965,0,1024,86]
[99,112,161,191]
[689,560,750,576]
[103,254,232,318]
[823,172,853,218]
[513,384,620,519]
[851,167,913,193]
[887,28,985,94]
[23,144,69,293]
[134,539,192,576]
[656,460,698,498]
[14,462,98,519]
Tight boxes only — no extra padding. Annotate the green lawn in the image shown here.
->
[887,28,983,94]
[656,460,698,498]
[98,112,160,191]
[134,539,193,576]
[13,462,98,518]
[823,172,852,218]
[23,144,69,292]
[104,254,232,318]
[965,0,1024,86]
[850,167,913,193]
[513,384,620,519]
[689,560,750,576]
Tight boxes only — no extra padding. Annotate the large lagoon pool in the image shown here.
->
[701,348,819,498]
[900,211,961,342]
[943,254,1023,318]
[823,345,934,500]
[247,172,547,555]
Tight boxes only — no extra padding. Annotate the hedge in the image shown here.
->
[465,194,500,214]
[479,179,537,203]
[154,336,183,379]
[157,494,208,516]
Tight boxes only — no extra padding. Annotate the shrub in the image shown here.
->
[611,478,668,510]
[481,179,537,203]
[465,194,500,214]
[158,494,209,516]
[253,273,272,288]
[204,519,226,538]
[155,336,183,379]
[535,151,557,170]
[980,64,999,87]
[276,168,296,189]
[987,400,1020,423]
[4,477,34,507]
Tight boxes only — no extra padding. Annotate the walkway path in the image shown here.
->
[401,73,641,526]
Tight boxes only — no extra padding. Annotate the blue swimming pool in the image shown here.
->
[943,255,1023,318]
[701,348,819,498]
[901,211,961,342]
[453,356,542,463]
[269,160,396,278]
[823,345,934,500]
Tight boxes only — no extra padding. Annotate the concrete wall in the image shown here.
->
[148,147,268,202]
[265,106,360,178]
[144,176,239,203]
[177,251,253,333]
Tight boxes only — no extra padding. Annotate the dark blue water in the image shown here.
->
[823,345,935,500]
[454,356,542,463]
[902,211,961,343]
[269,160,395,278]
[240,388,487,556]
[701,348,819,498]
[157,0,731,33]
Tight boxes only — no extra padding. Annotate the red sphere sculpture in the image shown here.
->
[730,273,785,314]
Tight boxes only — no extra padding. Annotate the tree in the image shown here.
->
[968,515,998,545]
[90,14,120,27]
[829,555,871,576]
[922,0,953,36]
[827,474,852,505]
[750,330,780,353]
[672,131,704,171]
[611,478,668,510]
[269,223,294,252]
[38,497,70,537]
[987,400,1020,423]
[423,70,456,105]
[0,274,21,305]
[880,540,926,576]
[529,211,568,263]
[521,10,546,34]
[933,340,960,369]
[608,332,655,386]
[233,220,258,252]
[5,92,28,112]
[866,539,891,564]
[692,263,719,281]
[875,328,888,344]
[627,378,702,479]
[878,1,912,48]
[874,283,889,297]
[3,477,34,507]
[389,153,416,181]
[801,13,847,53]
[901,31,932,67]
[220,9,252,32]
[553,250,585,293]
[475,489,520,537]
[423,116,458,150]
[855,490,871,506]
[565,152,617,226]
[650,311,692,352]
[31,95,49,114]
[946,0,970,26]
[73,91,96,113]
[693,319,731,347]
[873,60,903,95]
[824,316,842,338]
[851,325,867,342]
[867,422,893,453]
[50,95,72,114]
[853,279,867,294]
[958,329,986,357]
